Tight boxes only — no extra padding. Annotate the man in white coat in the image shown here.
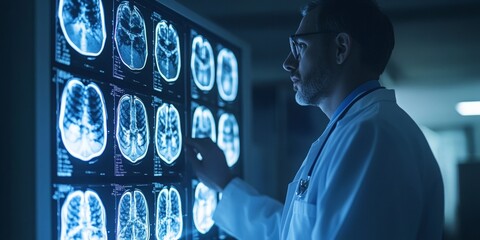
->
[187,0,444,239]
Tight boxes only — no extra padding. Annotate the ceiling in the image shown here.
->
[174,0,480,128]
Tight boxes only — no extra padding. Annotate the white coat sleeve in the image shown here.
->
[312,120,428,239]
[212,178,283,239]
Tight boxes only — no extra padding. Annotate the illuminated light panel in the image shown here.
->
[114,1,148,70]
[217,113,240,167]
[155,20,181,82]
[60,190,107,240]
[192,105,216,142]
[59,79,107,161]
[456,101,480,116]
[191,35,215,91]
[116,94,150,163]
[217,48,238,101]
[58,0,107,56]
[156,187,183,240]
[117,190,150,240]
[155,103,182,164]
[193,182,217,234]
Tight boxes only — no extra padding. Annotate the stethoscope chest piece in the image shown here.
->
[296,176,310,198]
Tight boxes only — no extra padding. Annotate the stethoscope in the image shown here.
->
[295,85,385,198]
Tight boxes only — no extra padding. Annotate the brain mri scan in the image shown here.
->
[156,187,183,240]
[191,106,216,142]
[190,35,215,91]
[155,103,182,164]
[193,182,217,234]
[116,190,150,240]
[155,20,181,82]
[217,113,240,167]
[216,48,238,101]
[60,190,107,240]
[116,94,149,163]
[58,0,107,56]
[114,1,148,70]
[59,79,107,161]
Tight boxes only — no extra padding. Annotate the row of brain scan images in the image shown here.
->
[57,0,238,102]
[58,78,240,167]
[59,182,217,239]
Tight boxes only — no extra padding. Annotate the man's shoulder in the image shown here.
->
[336,95,421,140]
[338,97,401,129]
[339,88,398,121]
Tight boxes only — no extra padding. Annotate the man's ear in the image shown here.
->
[335,32,352,64]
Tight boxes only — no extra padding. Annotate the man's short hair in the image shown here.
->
[302,0,395,77]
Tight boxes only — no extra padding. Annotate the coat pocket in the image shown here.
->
[285,200,317,239]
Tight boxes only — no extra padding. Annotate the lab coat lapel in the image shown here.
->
[302,119,337,176]
[280,124,333,238]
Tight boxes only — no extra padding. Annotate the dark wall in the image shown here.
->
[458,162,480,240]
[2,1,35,239]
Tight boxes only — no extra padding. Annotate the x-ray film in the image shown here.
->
[59,78,107,161]
[192,105,216,142]
[217,113,240,167]
[156,187,183,240]
[116,94,149,164]
[60,190,108,240]
[191,35,215,91]
[216,48,238,101]
[155,103,182,164]
[50,0,243,239]
[57,0,107,56]
[193,182,217,234]
[155,20,181,82]
[114,1,148,70]
[116,190,150,240]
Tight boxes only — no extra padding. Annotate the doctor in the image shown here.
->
[187,0,444,239]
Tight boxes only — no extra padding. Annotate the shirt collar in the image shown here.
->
[329,80,381,124]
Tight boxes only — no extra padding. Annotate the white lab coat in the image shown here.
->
[213,88,444,239]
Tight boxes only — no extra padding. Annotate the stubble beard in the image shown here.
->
[295,70,332,107]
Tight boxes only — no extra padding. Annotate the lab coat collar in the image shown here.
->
[301,88,396,182]
[330,80,382,123]
[294,87,397,182]
[346,88,397,117]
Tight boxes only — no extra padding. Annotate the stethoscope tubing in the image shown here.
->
[296,86,385,198]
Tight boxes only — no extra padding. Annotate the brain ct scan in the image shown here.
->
[155,20,181,82]
[193,182,217,234]
[191,35,215,91]
[58,0,107,56]
[216,48,238,101]
[217,113,240,167]
[114,1,148,70]
[117,190,150,240]
[192,106,216,142]
[155,103,182,164]
[60,190,107,240]
[156,187,183,240]
[116,94,149,163]
[59,79,107,161]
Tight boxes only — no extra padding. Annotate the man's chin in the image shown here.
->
[295,94,309,106]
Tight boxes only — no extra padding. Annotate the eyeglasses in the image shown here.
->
[289,31,337,59]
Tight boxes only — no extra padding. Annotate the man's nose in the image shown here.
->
[283,52,297,72]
